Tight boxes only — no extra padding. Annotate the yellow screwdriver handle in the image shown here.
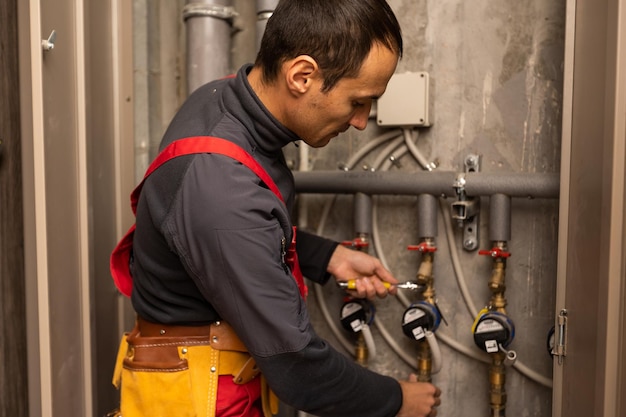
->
[341,280,392,290]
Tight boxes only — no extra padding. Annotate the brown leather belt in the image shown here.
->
[136,317,247,352]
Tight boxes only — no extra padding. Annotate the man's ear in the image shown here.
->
[283,55,319,96]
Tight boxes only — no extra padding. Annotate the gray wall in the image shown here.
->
[135,1,564,415]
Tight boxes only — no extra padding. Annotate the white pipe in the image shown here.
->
[361,323,377,360]
[439,201,480,318]
[402,128,435,171]
[425,331,443,374]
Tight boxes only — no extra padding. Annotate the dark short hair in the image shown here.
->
[255,0,403,92]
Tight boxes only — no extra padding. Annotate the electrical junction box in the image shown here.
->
[376,71,431,127]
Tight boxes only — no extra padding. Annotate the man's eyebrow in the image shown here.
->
[355,93,383,101]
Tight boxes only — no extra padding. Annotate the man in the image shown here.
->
[113,0,441,416]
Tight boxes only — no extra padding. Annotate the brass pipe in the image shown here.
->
[353,233,370,367]
[489,351,507,417]
[416,339,432,382]
[355,333,368,367]
[487,241,508,416]
[416,249,435,304]
[488,257,507,313]
[414,238,436,381]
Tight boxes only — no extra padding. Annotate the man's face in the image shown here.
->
[294,43,399,148]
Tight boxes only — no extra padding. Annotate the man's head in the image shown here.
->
[249,0,403,147]
[255,0,403,93]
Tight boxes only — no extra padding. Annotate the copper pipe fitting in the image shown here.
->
[416,339,432,382]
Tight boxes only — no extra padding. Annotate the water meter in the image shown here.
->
[340,299,372,333]
[472,309,515,353]
[402,301,441,341]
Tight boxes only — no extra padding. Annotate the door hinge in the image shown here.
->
[552,309,568,364]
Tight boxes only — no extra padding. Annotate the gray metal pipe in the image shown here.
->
[354,192,373,236]
[256,0,278,53]
[184,0,235,93]
[489,193,512,242]
[293,171,559,199]
[417,194,438,238]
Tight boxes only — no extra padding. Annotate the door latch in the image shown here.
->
[552,309,568,364]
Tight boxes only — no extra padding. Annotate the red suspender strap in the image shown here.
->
[110,136,306,298]
[130,137,284,214]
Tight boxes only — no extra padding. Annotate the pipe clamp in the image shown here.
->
[183,3,238,22]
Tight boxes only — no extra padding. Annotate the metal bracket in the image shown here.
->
[452,154,481,251]
[552,309,568,364]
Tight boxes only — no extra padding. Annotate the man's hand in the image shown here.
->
[397,374,441,417]
[327,244,399,299]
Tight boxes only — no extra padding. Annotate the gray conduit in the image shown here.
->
[417,193,438,238]
[183,0,236,93]
[294,170,559,199]
[354,193,373,236]
[489,193,512,242]
[256,0,278,52]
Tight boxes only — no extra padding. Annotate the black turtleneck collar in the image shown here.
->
[223,64,301,154]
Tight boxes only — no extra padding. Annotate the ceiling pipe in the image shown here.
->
[183,0,237,94]
[293,171,559,199]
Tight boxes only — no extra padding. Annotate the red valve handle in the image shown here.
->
[407,242,437,253]
[341,238,370,249]
[478,247,511,258]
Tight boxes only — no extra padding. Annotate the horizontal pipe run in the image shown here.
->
[293,171,559,199]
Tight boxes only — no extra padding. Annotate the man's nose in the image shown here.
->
[349,105,371,131]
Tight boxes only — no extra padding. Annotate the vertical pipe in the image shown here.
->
[489,193,511,242]
[414,194,438,383]
[489,352,507,417]
[486,193,511,416]
[256,0,278,53]
[416,194,438,239]
[354,192,373,237]
[184,0,234,94]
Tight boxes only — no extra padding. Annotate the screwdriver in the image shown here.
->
[337,280,425,291]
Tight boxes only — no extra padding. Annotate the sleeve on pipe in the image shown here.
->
[417,194,438,238]
[489,193,511,242]
[354,192,373,235]
[293,171,559,199]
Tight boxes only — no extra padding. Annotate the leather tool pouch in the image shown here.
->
[111,320,276,417]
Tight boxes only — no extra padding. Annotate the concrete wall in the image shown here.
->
[136,0,565,415]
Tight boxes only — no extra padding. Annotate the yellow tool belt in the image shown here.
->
[111,318,278,417]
